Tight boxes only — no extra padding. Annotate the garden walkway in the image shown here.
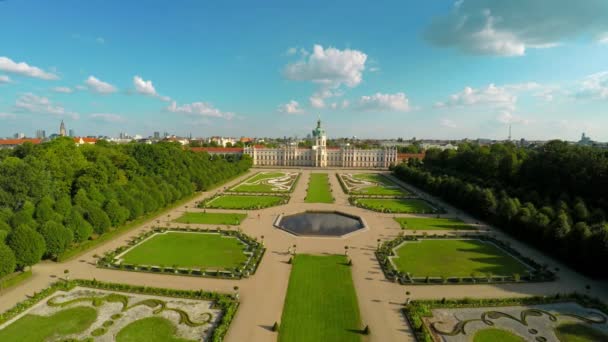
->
[1,168,607,342]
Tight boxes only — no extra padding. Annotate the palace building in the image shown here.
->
[242,119,398,168]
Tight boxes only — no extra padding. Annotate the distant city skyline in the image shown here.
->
[1,1,607,141]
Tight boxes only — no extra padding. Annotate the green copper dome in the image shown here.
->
[312,118,325,137]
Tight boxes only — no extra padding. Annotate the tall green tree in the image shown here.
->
[7,225,45,269]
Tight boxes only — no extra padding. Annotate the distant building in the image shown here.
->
[13,133,25,139]
[35,129,46,139]
[0,138,42,149]
[153,131,160,139]
[578,133,593,146]
[243,119,399,168]
[59,120,67,137]
[69,129,75,137]
[73,137,97,146]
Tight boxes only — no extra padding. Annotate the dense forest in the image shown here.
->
[393,141,608,278]
[0,138,251,278]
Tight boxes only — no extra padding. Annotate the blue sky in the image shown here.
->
[1,0,607,141]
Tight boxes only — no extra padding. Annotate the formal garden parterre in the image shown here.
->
[0,279,239,342]
[403,294,608,342]
[376,234,555,284]
[394,217,476,231]
[173,212,247,225]
[199,194,289,210]
[351,197,442,214]
[98,228,265,279]
[337,173,410,196]
[228,172,300,193]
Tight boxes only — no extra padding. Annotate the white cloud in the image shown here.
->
[599,33,608,44]
[52,86,73,93]
[96,37,105,44]
[435,84,516,110]
[133,75,156,96]
[90,113,126,123]
[0,56,59,80]
[167,101,234,120]
[440,118,457,128]
[0,75,11,84]
[426,1,608,56]
[576,71,608,100]
[497,111,529,125]
[132,75,171,101]
[0,113,16,119]
[85,75,117,94]
[277,100,303,114]
[283,44,367,88]
[356,92,411,112]
[15,93,79,119]
[309,95,325,109]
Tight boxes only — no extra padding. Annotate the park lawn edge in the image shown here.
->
[402,293,608,342]
[97,227,266,279]
[375,234,556,285]
[0,279,239,342]
[0,270,32,291]
[173,212,247,225]
[57,171,249,262]
[393,217,475,231]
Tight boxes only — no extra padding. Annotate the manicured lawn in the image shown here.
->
[394,217,474,231]
[279,254,361,342]
[554,323,608,342]
[120,232,248,270]
[392,239,528,277]
[306,173,334,203]
[473,328,525,342]
[117,317,196,342]
[0,306,97,341]
[202,195,286,209]
[230,172,298,192]
[173,212,247,225]
[356,198,436,213]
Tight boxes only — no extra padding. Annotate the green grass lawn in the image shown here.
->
[394,217,474,230]
[0,306,97,341]
[120,232,248,270]
[230,172,297,192]
[392,239,529,277]
[117,317,196,342]
[473,328,525,342]
[279,254,361,342]
[554,323,608,342]
[173,212,247,225]
[356,198,436,213]
[306,173,334,203]
[202,195,286,209]
[347,173,409,196]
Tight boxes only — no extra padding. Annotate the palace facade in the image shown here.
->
[243,120,398,168]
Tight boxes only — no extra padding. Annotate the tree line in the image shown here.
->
[0,138,251,278]
[393,141,608,278]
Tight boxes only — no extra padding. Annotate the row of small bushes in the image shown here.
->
[97,227,266,279]
[375,234,556,284]
[0,279,238,342]
[403,293,608,342]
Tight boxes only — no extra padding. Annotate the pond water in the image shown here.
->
[277,211,364,237]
